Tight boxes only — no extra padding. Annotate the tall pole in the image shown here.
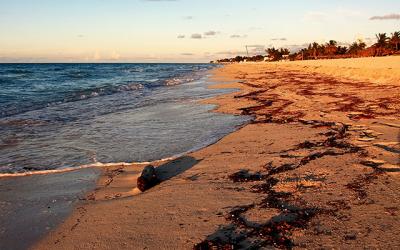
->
[246,46,249,57]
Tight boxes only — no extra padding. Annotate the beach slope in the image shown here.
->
[35,56,400,249]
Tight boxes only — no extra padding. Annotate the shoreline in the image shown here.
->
[5,56,400,248]
[0,68,247,179]
[36,57,400,248]
[31,71,258,248]
[0,71,251,249]
[0,167,100,250]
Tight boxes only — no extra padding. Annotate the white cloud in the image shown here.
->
[370,13,400,20]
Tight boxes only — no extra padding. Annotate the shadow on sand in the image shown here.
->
[398,129,400,165]
[156,156,201,182]
[93,156,201,200]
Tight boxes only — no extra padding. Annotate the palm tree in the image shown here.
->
[336,46,348,55]
[390,31,400,51]
[325,40,338,55]
[312,42,319,59]
[328,40,337,46]
[279,48,290,55]
[375,33,389,56]
[348,42,360,55]
[358,40,367,50]
[266,47,281,61]
[318,44,326,55]
[375,33,389,48]
[348,40,366,55]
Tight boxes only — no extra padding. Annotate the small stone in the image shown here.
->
[344,233,357,240]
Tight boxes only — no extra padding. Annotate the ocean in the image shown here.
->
[0,63,250,174]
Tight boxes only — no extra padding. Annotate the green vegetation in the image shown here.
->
[214,31,400,63]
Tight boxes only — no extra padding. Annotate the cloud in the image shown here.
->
[77,34,84,38]
[183,16,193,20]
[230,34,247,39]
[177,35,185,39]
[181,53,194,56]
[370,13,400,20]
[204,31,218,36]
[271,38,287,41]
[191,33,202,39]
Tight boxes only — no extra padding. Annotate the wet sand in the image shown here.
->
[0,168,99,250]
[28,56,400,248]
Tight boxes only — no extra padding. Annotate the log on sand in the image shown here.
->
[137,165,159,192]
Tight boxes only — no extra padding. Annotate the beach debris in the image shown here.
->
[196,174,324,249]
[196,119,366,249]
[384,207,399,216]
[137,165,159,192]
[196,68,400,248]
[345,169,384,201]
[298,140,318,149]
[347,112,375,120]
[358,137,376,142]
[229,169,264,182]
[378,122,400,128]
[373,142,400,154]
[344,233,357,241]
[360,159,385,168]
[377,164,400,172]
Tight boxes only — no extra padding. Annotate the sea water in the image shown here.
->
[0,63,250,174]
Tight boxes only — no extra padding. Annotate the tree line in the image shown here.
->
[213,31,400,63]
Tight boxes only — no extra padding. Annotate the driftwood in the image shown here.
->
[137,165,159,192]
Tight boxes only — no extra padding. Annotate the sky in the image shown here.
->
[0,0,399,63]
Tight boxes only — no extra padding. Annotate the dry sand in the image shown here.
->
[34,56,400,249]
[274,56,400,86]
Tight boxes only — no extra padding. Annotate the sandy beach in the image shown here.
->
[30,56,400,249]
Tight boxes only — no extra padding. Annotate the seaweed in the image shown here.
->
[229,170,265,183]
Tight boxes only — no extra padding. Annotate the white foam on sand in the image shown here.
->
[0,156,178,178]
